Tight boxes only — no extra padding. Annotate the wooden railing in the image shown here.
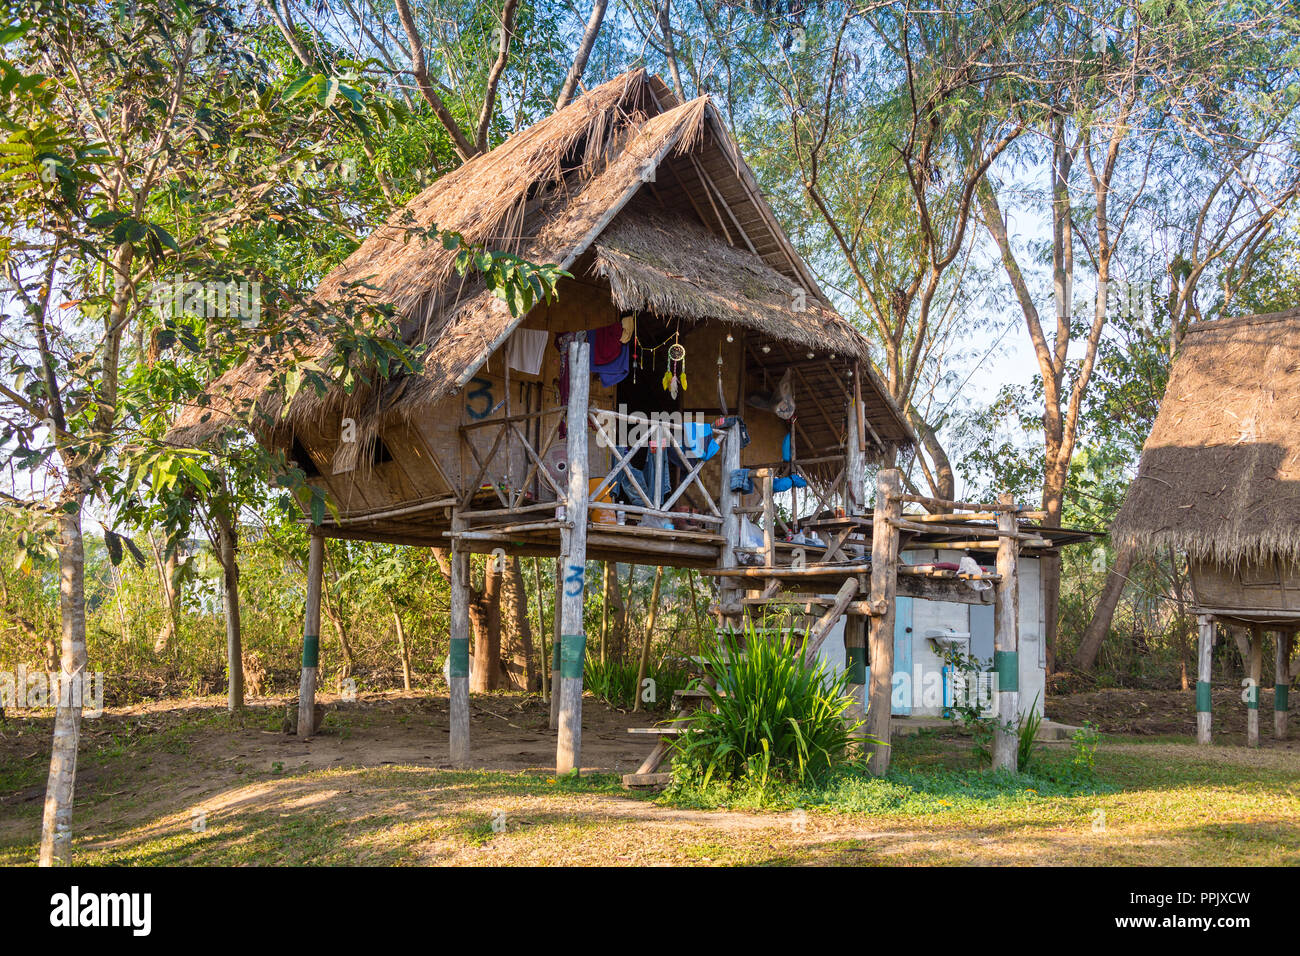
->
[458,406,566,510]
[587,409,727,528]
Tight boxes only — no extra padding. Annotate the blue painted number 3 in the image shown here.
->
[564,564,585,596]
[465,376,495,420]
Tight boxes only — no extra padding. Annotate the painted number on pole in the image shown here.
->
[564,563,585,597]
[465,376,495,420]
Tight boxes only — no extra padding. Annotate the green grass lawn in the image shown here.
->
[1,701,1296,866]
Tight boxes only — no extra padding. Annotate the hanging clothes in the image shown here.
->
[507,328,548,375]
[592,343,630,387]
[587,322,625,365]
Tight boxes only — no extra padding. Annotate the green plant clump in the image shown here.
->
[671,625,863,790]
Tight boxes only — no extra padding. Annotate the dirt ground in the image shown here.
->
[2,687,1299,865]
[1047,686,1300,747]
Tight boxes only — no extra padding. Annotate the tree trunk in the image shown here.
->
[322,569,355,680]
[533,557,549,700]
[216,512,243,712]
[602,562,627,664]
[390,601,412,691]
[1040,469,1067,673]
[501,556,536,690]
[555,0,608,109]
[1074,541,1136,671]
[633,566,664,712]
[40,492,87,866]
[470,559,503,692]
[151,544,179,655]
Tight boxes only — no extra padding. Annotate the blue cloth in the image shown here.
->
[591,342,630,387]
[772,474,808,493]
[613,447,670,506]
[682,422,719,460]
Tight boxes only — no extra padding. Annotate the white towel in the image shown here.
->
[507,328,548,375]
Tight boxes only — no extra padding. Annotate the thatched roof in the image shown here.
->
[1113,308,1300,564]
[168,70,912,452]
[595,202,870,361]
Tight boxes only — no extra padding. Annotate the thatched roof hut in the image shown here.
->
[170,70,910,459]
[1114,308,1300,620]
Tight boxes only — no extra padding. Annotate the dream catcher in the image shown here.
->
[662,336,687,398]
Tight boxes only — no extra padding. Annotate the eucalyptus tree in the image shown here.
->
[266,0,573,163]
[0,0,567,864]
[628,0,1052,499]
[967,0,1300,668]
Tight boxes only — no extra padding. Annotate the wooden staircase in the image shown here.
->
[622,671,718,789]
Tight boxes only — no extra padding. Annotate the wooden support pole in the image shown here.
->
[557,339,591,775]
[549,558,562,729]
[845,391,865,515]
[448,512,471,767]
[866,469,901,776]
[803,576,859,661]
[716,422,743,637]
[1275,631,1291,740]
[760,469,776,569]
[1196,614,1214,744]
[297,531,325,738]
[1247,625,1263,748]
[843,592,867,744]
[991,494,1020,772]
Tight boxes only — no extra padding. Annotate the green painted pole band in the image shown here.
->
[552,637,561,670]
[1247,683,1259,709]
[994,651,1019,692]
[1276,684,1289,711]
[302,634,319,668]
[1196,681,1212,712]
[845,646,867,685]
[448,637,470,678]
[560,632,586,679]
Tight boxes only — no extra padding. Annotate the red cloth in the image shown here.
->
[588,322,624,365]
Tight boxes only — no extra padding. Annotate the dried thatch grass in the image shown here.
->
[594,201,871,361]
[1113,308,1300,564]
[168,69,911,455]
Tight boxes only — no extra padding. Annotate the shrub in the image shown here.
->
[584,657,690,711]
[1017,693,1042,770]
[671,624,862,790]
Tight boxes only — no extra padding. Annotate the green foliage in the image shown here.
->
[583,656,690,712]
[1017,693,1042,770]
[671,624,862,791]
[666,760,1112,814]
[1070,722,1102,775]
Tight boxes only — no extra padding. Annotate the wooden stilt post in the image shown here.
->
[557,339,590,775]
[760,469,776,570]
[297,531,325,738]
[1276,631,1293,740]
[448,512,471,767]
[842,391,867,742]
[844,385,865,515]
[715,419,743,635]
[866,468,901,775]
[550,558,562,729]
[1247,625,1263,748]
[991,493,1020,772]
[1196,614,1214,744]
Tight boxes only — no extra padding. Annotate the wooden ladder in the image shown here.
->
[622,670,718,789]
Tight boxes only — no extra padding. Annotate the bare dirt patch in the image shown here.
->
[1047,687,1300,748]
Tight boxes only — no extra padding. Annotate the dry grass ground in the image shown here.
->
[0,690,1296,866]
